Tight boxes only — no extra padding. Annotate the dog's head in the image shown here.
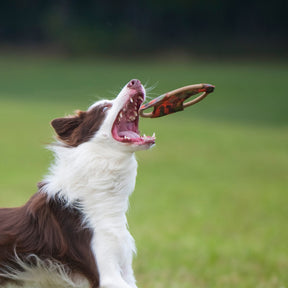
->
[51,79,155,152]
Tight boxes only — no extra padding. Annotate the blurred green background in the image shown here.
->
[0,1,287,288]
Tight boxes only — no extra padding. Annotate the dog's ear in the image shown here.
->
[51,104,109,147]
[51,111,85,145]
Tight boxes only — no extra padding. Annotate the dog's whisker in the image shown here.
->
[143,95,157,101]
[144,81,158,92]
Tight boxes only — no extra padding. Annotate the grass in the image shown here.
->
[0,54,287,288]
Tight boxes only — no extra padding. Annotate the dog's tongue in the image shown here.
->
[118,131,140,138]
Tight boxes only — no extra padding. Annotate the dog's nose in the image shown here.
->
[127,79,142,89]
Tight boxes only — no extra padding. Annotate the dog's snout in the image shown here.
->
[127,79,142,89]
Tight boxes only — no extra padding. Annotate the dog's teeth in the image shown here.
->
[130,98,134,103]
[133,111,138,116]
[119,112,123,118]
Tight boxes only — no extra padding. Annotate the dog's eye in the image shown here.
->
[102,104,112,112]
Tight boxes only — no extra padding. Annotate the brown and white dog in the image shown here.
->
[0,79,155,288]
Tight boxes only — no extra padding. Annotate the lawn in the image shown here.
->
[0,55,287,288]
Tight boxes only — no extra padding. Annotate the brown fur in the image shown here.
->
[0,184,99,287]
[51,103,111,147]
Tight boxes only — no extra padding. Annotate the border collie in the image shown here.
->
[0,79,155,288]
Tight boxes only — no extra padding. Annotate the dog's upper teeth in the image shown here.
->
[130,98,134,103]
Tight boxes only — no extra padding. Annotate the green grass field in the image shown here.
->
[0,55,287,288]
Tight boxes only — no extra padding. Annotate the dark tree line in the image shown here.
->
[0,0,287,56]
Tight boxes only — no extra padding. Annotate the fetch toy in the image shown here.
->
[140,83,215,118]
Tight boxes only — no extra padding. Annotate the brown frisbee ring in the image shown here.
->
[139,83,215,118]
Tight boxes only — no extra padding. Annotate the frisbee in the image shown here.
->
[140,83,215,118]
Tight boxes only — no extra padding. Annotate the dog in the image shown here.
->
[0,79,155,288]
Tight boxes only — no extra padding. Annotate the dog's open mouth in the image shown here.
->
[112,92,155,145]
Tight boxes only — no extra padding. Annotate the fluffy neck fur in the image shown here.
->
[44,141,137,217]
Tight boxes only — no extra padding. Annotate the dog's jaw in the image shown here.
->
[111,82,155,147]
[97,79,155,151]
